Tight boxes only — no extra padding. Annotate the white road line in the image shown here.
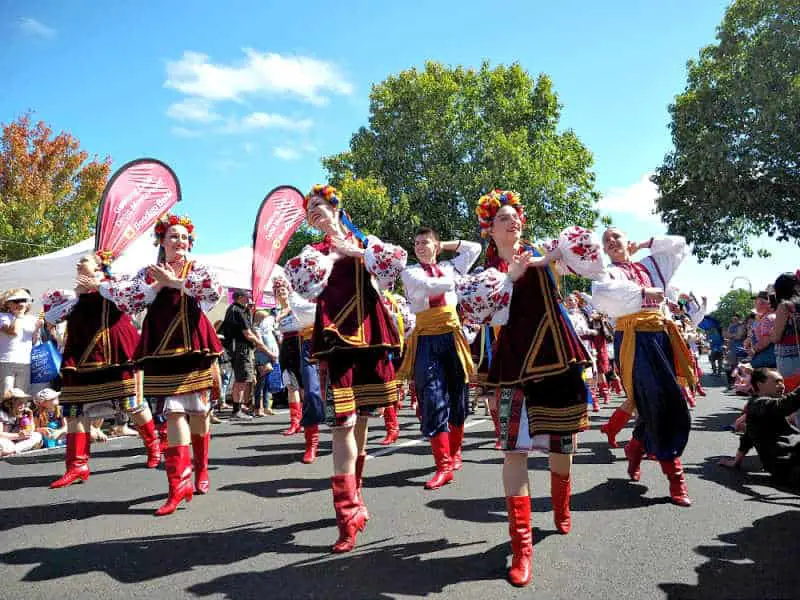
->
[366,418,488,460]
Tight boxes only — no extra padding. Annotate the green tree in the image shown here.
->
[711,288,755,328]
[322,61,599,248]
[0,113,111,262]
[653,0,800,266]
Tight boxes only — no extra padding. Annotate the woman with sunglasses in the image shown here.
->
[0,288,41,397]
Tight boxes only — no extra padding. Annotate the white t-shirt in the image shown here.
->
[0,313,37,364]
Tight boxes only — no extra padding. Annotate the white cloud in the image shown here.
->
[243,142,255,154]
[171,126,201,138]
[240,112,312,131]
[597,173,661,223]
[273,146,301,161]
[166,98,220,123]
[18,17,55,39]
[164,49,353,105]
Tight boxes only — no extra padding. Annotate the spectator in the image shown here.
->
[0,288,41,396]
[733,363,753,396]
[749,291,776,368]
[724,314,747,388]
[770,273,800,392]
[221,291,269,420]
[707,326,725,376]
[253,309,279,417]
[33,388,66,448]
[0,387,43,456]
[720,368,800,489]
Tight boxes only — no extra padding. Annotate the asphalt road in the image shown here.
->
[2,368,799,600]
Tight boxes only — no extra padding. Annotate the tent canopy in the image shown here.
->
[0,236,283,311]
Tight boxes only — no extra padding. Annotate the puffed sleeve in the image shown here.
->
[285,245,334,300]
[401,266,455,305]
[98,269,156,315]
[552,226,605,280]
[364,235,408,288]
[41,290,78,324]
[184,262,223,311]
[687,297,708,327]
[639,235,687,288]
[590,273,643,319]
[289,291,317,330]
[456,268,514,326]
[398,296,415,338]
[448,241,483,275]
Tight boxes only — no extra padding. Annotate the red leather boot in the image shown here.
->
[302,424,319,464]
[50,432,91,488]
[598,380,611,405]
[379,404,399,445]
[683,386,696,408]
[138,419,161,469]
[490,404,502,450]
[506,495,533,587]
[591,387,600,412]
[610,377,623,395]
[354,453,370,520]
[624,437,645,481]
[156,421,169,455]
[449,423,465,471]
[660,457,692,506]
[600,407,632,448]
[283,402,302,436]
[191,433,211,494]
[154,445,193,516]
[550,471,572,534]
[425,432,453,489]
[331,473,369,553]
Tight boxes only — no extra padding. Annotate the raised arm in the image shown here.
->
[41,290,79,325]
[98,269,157,315]
[443,240,483,275]
[364,236,408,289]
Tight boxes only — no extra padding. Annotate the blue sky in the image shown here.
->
[2,0,798,308]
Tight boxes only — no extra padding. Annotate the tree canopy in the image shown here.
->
[0,114,110,262]
[322,61,600,250]
[652,0,800,266]
[711,288,755,328]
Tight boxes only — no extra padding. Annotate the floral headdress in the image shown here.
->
[304,184,341,212]
[154,213,195,249]
[475,189,525,238]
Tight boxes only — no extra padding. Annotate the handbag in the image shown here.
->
[267,362,285,393]
[30,341,62,384]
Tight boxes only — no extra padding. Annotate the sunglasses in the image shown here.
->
[9,299,29,304]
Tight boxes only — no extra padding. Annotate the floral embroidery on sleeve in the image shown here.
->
[99,269,156,315]
[286,246,334,300]
[365,236,408,289]
[41,289,78,324]
[184,262,223,307]
[456,268,513,326]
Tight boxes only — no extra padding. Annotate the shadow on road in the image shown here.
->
[0,465,138,492]
[220,477,329,499]
[659,510,800,599]
[426,479,669,525]
[0,495,163,532]
[686,457,800,509]
[187,537,506,600]
[0,519,333,583]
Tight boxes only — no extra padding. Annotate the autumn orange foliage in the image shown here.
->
[0,113,110,261]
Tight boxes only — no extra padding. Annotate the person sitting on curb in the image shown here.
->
[719,368,800,489]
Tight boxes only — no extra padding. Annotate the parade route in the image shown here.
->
[2,373,799,600]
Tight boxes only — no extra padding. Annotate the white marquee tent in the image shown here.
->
[0,236,283,319]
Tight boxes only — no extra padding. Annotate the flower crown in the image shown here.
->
[304,184,340,211]
[154,213,195,247]
[475,189,525,238]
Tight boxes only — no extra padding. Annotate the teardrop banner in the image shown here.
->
[94,158,181,262]
[251,185,306,299]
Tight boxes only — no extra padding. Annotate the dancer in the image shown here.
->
[378,287,414,446]
[275,279,307,437]
[43,253,160,488]
[399,228,480,487]
[286,184,406,553]
[590,227,694,506]
[107,214,223,515]
[272,275,324,463]
[457,190,596,587]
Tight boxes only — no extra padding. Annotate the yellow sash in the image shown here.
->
[300,326,314,341]
[397,305,475,382]
[616,311,697,400]
[382,291,405,353]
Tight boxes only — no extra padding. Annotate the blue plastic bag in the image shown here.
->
[267,362,285,393]
[30,341,62,384]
